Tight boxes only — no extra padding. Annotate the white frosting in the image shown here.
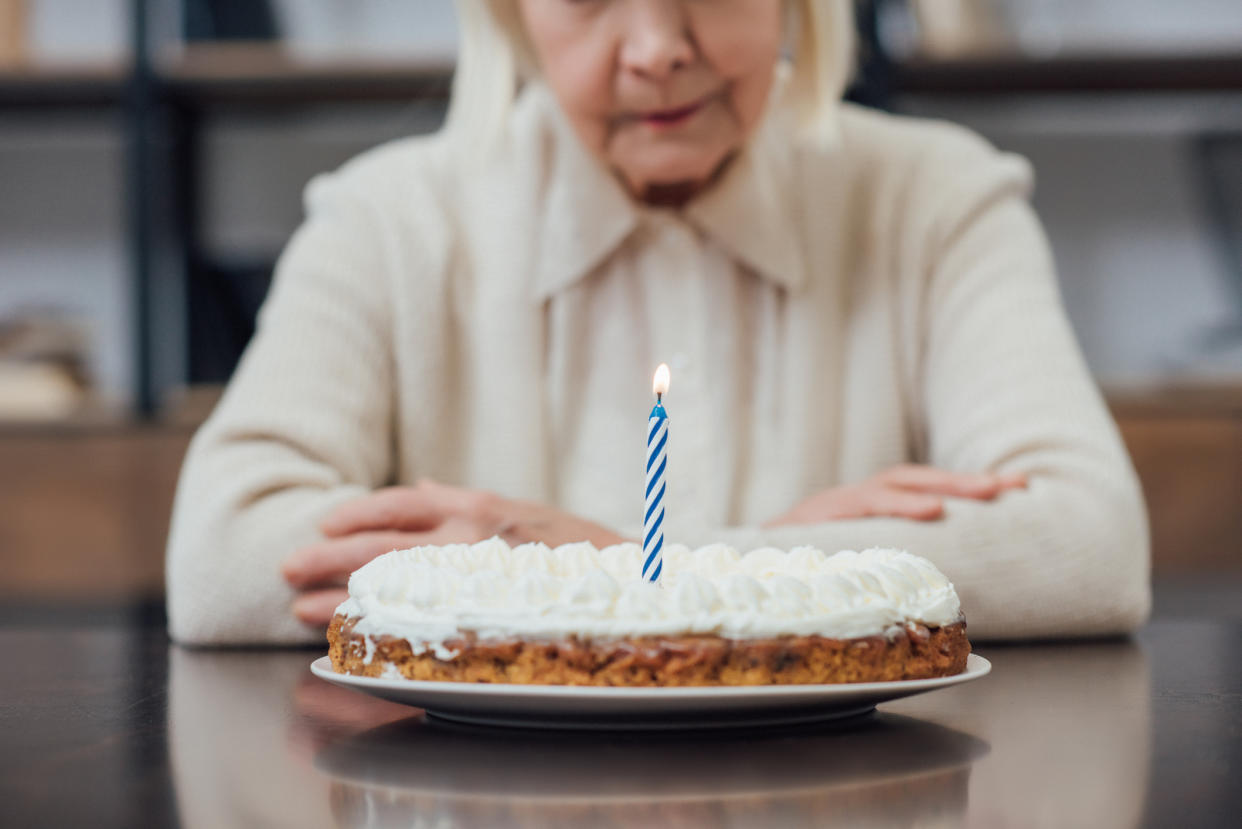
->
[337,538,962,660]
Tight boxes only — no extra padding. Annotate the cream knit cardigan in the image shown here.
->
[166,82,1150,645]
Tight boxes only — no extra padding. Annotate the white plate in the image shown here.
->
[310,653,990,730]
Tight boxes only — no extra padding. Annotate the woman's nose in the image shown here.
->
[618,0,695,80]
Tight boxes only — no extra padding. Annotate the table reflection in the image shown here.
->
[887,639,1151,827]
[168,637,1150,828]
[318,711,986,828]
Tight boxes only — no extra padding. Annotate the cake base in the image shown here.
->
[327,615,969,686]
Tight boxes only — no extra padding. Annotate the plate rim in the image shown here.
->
[310,652,991,698]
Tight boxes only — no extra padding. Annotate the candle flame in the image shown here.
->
[653,364,671,397]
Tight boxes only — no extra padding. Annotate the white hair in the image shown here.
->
[448,0,856,149]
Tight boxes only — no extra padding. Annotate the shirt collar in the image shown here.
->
[529,69,806,301]
[683,94,806,293]
[531,85,641,301]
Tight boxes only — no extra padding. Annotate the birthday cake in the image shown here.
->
[326,539,969,686]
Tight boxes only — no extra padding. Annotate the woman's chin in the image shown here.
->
[615,151,733,205]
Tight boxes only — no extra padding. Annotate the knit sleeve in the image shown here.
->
[165,167,409,645]
[681,137,1150,640]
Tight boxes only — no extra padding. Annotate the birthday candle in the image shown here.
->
[644,364,670,583]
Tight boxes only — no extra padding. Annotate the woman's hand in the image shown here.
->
[280,479,628,626]
[765,464,1026,527]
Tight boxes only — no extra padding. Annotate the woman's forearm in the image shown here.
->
[165,430,370,645]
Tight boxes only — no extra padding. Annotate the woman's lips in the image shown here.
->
[637,97,711,129]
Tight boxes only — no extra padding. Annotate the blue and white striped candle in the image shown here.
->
[644,364,670,583]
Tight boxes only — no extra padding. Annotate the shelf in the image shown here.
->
[1106,381,1242,419]
[0,386,214,436]
[6,47,1240,112]
[0,396,151,436]
[893,52,1242,95]
[151,48,1242,104]
[155,43,453,106]
[0,61,128,108]
[0,47,455,112]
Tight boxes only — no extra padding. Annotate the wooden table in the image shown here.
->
[2,600,1240,828]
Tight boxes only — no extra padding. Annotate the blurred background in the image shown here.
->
[1,0,1240,618]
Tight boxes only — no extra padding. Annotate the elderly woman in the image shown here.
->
[166,0,1149,644]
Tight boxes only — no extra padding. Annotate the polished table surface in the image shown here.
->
[3,609,1240,828]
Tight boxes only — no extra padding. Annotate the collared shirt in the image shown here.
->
[167,79,1149,644]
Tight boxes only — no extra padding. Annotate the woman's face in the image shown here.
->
[517,0,784,202]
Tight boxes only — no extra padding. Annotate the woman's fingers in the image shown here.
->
[281,531,427,589]
[291,588,349,626]
[320,480,503,537]
[866,486,944,520]
[320,486,444,537]
[766,465,1027,527]
[766,484,943,526]
[877,464,1026,500]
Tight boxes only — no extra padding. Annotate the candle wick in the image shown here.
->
[657,392,663,405]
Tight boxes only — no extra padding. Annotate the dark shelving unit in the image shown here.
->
[157,44,452,394]
[2,0,1240,418]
